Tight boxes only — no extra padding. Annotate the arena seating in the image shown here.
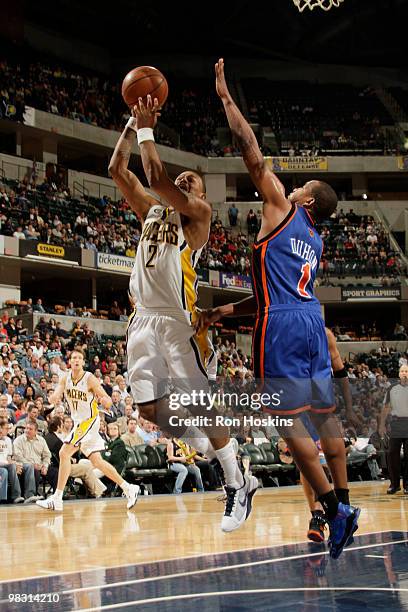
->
[0,53,402,156]
[2,174,404,280]
[243,79,396,155]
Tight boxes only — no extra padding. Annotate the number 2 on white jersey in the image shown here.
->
[297,262,311,298]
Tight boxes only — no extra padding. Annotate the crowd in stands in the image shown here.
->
[2,172,405,282]
[244,80,399,156]
[318,208,405,281]
[1,301,406,503]
[0,52,404,156]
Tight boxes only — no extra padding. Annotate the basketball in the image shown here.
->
[121,66,168,108]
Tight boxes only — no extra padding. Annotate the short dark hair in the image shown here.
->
[48,416,62,433]
[71,347,85,358]
[309,181,338,221]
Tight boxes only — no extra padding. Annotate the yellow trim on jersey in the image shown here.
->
[180,246,198,315]
[192,327,212,370]
[69,411,98,447]
[127,308,137,330]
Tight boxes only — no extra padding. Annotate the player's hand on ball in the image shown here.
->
[215,58,231,102]
[134,95,161,129]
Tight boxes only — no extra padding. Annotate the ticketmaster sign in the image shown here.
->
[97,252,134,274]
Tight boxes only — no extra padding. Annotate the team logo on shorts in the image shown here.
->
[309,228,314,238]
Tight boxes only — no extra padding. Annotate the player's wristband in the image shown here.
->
[125,116,138,133]
[137,127,155,145]
[334,366,347,379]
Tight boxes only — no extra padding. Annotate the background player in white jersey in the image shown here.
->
[109,97,257,532]
[36,348,139,512]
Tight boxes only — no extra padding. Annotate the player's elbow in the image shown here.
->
[108,160,122,179]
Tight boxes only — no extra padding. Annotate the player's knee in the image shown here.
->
[59,444,73,459]
[89,453,104,468]
[322,443,345,463]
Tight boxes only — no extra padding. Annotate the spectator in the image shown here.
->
[167,438,204,494]
[16,404,47,435]
[25,356,44,382]
[98,422,128,476]
[0,418,24,502]
[0,394,16,425]
[109,390,125,419]
[33,298,46,313]
[228,204,239,227]
[116,404,136,435]
[121,417,144,447]
[65,302,76,316]
[108,301,122,321]
[12,421,57,494]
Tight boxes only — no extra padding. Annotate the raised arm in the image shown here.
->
[215,59,290,221]
[88,374,113,412]
[133,97,211,245]
[108,112,157,221]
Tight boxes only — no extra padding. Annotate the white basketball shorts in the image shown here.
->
[127,311,212,404]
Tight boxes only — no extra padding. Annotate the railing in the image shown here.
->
[73,181,90,199]
[82,179,118,201]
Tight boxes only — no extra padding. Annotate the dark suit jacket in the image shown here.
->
[45,432,64,466]
[102,437,128,473]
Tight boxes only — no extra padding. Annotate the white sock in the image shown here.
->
[54,489,64,501]
[120,481,130,493]
[182,426,216,460]
[215,440,244,489]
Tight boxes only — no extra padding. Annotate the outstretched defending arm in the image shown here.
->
[215,59,290,220]
[109,112,157,220]
[196,295,257,332]
[133,96,211,247]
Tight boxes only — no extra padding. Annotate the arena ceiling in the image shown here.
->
[22,0,408,69]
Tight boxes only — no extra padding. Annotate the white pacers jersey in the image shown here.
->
[64,371,98,423]
[129,205,205,323]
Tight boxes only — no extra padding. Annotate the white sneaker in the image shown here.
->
[221,475,258,533]
[24,495,44,504]
[125,484,140,510]
[36,495,63,512]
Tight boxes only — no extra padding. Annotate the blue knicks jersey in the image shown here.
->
[251,203,322,309]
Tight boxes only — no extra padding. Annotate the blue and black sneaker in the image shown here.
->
[327,502,361,560]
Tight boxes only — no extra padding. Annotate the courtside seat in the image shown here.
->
[260,442,292,473]
[242,443,267,473]
[130,445,171,478]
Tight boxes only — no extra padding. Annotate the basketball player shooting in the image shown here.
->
[202,58,360,558]
[36,348,139,512]
[108,96,257,532]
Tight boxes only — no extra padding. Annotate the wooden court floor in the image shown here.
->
[2,480,408,584]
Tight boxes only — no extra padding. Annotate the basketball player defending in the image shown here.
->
[204,59,360,557]
[109,99,257,532]
[36,348,139,512]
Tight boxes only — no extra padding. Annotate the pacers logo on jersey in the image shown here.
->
[66,388,88,402]
[140,221,178,245]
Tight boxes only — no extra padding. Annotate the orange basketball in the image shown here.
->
[121,66,168,108]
